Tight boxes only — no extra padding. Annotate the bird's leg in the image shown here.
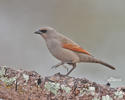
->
[62,65,69,72]
[66,63,76,76]
[51,62,64,69]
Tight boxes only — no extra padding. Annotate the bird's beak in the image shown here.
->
[34,30,42,34]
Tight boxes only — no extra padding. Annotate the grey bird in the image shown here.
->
[35,27,115,76]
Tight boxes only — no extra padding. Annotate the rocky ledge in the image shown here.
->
[0,66,125,100]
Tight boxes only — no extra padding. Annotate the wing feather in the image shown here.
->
[63,43,91,56]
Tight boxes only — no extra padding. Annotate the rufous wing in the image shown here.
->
[63,43,91,56]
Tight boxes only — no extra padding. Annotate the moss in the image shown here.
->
[44,82,71,95]
[88,87,95,96]
[92,97,100,100]
[0,66,6,77]
[61,84,71,93]
[114,90,124,99]
[79,88,88,96]
[23,74,29,83]
[102,95,113,100]
[79,86,96,96]
[0,66,17,86]
[0,76,17,86]
[45,82,60,95]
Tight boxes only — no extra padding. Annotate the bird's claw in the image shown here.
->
[62,65,69,72]
[51,65,58,69]
[51,64,69,72]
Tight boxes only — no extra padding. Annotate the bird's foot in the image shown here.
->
[51,62,64,69]
[51,65,58,69]
[62,65,69,72]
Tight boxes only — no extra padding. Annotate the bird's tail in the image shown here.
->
[79,54,116,70]
[95,59,116,70]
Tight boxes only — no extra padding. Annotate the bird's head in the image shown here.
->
[34,27,56,39]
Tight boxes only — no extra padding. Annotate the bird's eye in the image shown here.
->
[40,30,47,33]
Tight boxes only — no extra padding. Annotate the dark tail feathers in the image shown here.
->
[96,60,116,70]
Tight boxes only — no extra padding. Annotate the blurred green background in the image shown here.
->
[0,0,125,87]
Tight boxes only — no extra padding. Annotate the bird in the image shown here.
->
[34,26,115,76]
